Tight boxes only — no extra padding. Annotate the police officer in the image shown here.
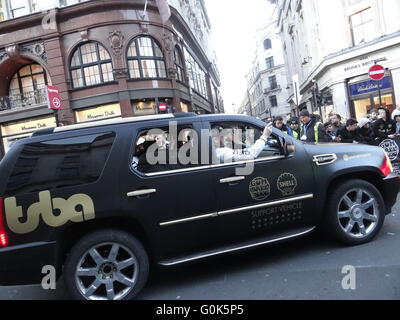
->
[299,110,330,143]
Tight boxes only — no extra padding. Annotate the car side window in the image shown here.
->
[131,124,200,174]
[5,132,116,196]
[211,121,282,164]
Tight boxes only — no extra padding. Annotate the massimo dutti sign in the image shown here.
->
[75,104,121,123]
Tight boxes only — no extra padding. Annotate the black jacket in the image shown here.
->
[300,116,330,143]
[356,127,374,144]
[337,127,361,143]
[372,118,396,141]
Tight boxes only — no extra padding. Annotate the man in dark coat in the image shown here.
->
[337,119,361,143]
[372,108,396,142]
[356,118,374,145]
[299,110,330,143]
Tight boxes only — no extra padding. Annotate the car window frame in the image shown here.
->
[205,120,289,167]
[128,119,207,178]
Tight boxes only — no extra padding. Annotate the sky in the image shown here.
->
[204,0,275,114]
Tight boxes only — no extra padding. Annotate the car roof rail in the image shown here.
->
[173,112,198,118]
[31,127,56,137]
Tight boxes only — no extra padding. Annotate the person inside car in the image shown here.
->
[212,124,273,163]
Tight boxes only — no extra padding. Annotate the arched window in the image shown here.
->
[263,39,272,50]
[70,42,114,88]
[9,63,50,100]
[127,36,167,79]
[174,47,186,83]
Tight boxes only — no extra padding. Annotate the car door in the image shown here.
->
[204,119,316,244]
[119,119,221,261]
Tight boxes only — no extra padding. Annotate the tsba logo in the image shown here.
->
[379,139,399,161]
[4,191,95,234]
[249,177,270,201]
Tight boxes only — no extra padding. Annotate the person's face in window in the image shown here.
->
[211,129,221,147]
[246,129,255,143]
[155,134,167,148]
[275,120,283,129]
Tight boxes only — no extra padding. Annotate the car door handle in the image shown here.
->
[127,189,157,198]
[219,176,246,184]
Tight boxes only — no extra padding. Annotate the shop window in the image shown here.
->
[70,42,114,88]
[5,132,116,196]
[133,100,157,116]
[174,47,186,83]
[127,37,167,79]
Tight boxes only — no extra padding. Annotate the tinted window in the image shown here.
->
[131,125,200,174]
[5,132,115,196]
[211,122,282,164]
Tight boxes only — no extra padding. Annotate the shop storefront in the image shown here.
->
[75,103,121,123]
[132,98,176,116]
[348,73,395,120]
[0,116,57,153]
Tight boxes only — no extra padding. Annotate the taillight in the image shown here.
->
[0,198,8,248]
[380,154,393,177]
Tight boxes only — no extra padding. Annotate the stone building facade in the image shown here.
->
[0,0,223,157]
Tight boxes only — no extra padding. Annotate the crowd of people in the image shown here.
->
[271,104,400,145]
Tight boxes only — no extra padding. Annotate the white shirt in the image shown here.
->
[215,137,267,163]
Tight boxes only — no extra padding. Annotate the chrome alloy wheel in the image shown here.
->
[337,188,379,238]
[75,242,139,300]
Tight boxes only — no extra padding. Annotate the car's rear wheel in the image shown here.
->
[63,230,149,300]
[323,179,385,245]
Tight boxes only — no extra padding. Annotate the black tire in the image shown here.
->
[322,179,385,245]
[63,230,149,300]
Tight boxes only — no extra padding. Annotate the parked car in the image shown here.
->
[0,113,398,300]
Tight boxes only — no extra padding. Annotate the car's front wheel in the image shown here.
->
[323,179,385,245]
[63,230,149,300]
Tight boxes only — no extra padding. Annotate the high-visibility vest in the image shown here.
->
[301,122,322,142]
[284,129,299,139]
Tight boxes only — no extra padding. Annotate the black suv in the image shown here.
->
[0,113,398,300]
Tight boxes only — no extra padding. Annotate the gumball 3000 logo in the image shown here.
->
[379,139,399,161]
[249,177,270,201]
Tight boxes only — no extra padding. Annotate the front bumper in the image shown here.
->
[382,173,400,214]
[0,241,57,286]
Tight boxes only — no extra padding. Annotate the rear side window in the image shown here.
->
[5,132,115,196]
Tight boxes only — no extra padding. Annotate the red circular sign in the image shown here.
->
[369,64,385,81]
[159,104,167,112]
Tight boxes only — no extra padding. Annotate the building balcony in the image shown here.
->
[0,89,47,112]
[264,85,281,94]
